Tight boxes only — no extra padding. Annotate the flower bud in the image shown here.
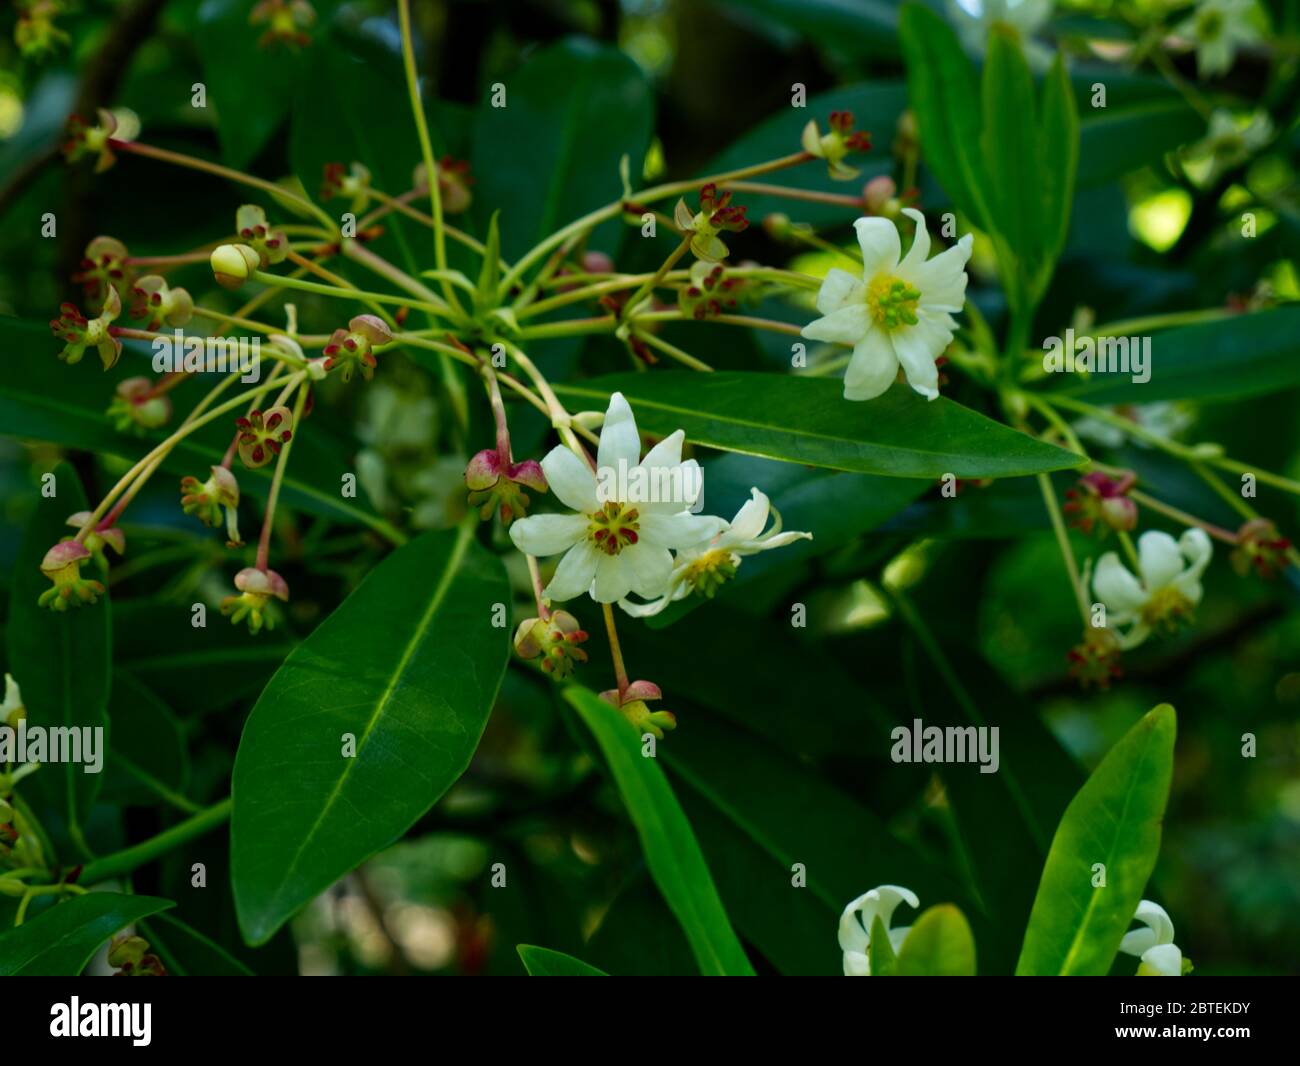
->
[1230,518,1291,579]
[16,1,71,57]
[130,275,193,330]
[235,405,294,468]
[71,236,131,304]
[38,539,104,611]
[800,111,872,181]
[322,314,391,383]
[600,680,676,739]
[64,512,125,574]
[1,673,25,729]
[50,287,122,370]
[221,567,289,635]
[465,449,547,526]
[250,0,316,49]
[106,376,172,435]
[1067,627,1123,690]
[1064,472,1137,536]
[108,934,167,976]
[513,610,589,679]
[235,204,290,266]
[211,243,261,290]
[62,109,118,173]
[180,465,243,546]
[862,175,898,216]
[321,161,372,214]
[414,157,474,214]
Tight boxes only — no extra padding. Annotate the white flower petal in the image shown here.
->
[508,513,587,557]
[912,235,973,312]
[638,429,685,477]
[544,541,600,601]
[854,216,901,275]
[592,553,635,603]
[722,488,771,545]
[597,392,642,479]
[639,511,726,550]
[1179,526,1213,579]
[815,268,865,315]
[843,949,871,977]
[1093,553,1147,614]
[891,323,943,400]
[1120,927,1158,958]
[897,208,931,275]
[802,303,871,346]
[541,446,598,514]
[1137,530,1185,590]
[1139,943,1184,977]
[624,543,674,598]
[618,594,672,619]
[843,328,899,401]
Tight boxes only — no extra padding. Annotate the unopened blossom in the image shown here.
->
[221,567,288,635]
[600,680,676,739]
[235,204,290,266]
[465,449,547,526]
[802,208,972,402]
[800,111,872,181]
[63,109,119,172]
[71,236,131,303]
[513,610,589,679]
[839,884,919,976]
[673,184,748,263]
[620,488,811,618]
[106,376,172,435]
[235,405,294,469]
[38,540,104,610]
[1119,900,1187,977]
[1092,528,1213,650]
[250,0,315,49]
[414,158,474,214]
[210,243,261,290]
[1178,0,1262,78]
[1066,625,1123,689]
[862,175,901,217]
[50,287,122,370]
[64,512,125,573]
[322,314,392,383]
[180,465,243,546]
[108,934,168,977]
[321,161,372,214]
[1,674,25,728]
[130,275,193,330]
[1064,471,1137,536]
[1230,518,1290,579]
[509,393,725,604]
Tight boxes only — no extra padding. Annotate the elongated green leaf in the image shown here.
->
[1077,97,1203,188]
[140,913,254,976]
[982,25,1041,284]
[1051,306,1300,404]
[899,3,991,228]
[471,39,652,260]
[103,672,190,810]
[517,944,608,976]
[895,904,977,975]
[564,687,755,976]
[1040,54,1080,276]
[232,525,510,945]
[1016,704,1177,976]
[555,372,1082,478]
[0,893,173,976]
[4,462,110,837]
[869,914,898,975]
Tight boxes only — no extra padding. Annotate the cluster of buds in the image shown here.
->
[63,109,119,172]
[210,243,262,290]
[235,204,290,267]
[107,377,172,435]
[1230,518,1291,579]
[71,236,132,304]
[677,261,750,320]
[249,0,316,49]
[513,610,589,679]
[108,935,167,977]
[321,161,372,214]
[1067,627,1123,690]
[221,567,289,634]
[38,540,105,611]
[64,512,125,573]
[50,288,122,370]
[180,465,243,546]
[600,681,676,740]
[413,158,474,214]
[465,449,546,526]
[1064,471,1137,536]
[235,406,294,469]
[130,275,194,331]
[674,183,748,262]
[322,314,391,383]
[801,111,872,181]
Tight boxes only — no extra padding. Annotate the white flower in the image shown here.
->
[1,673,23,725]
[1092,528,1213,650]
[1073,402,1194,449]
[1178,0,1262,78]
[1119,900,1185,976]
[947,0,1054,61]
[509,393,725,604]
[838,884,919,976]
[1193,109,1275,182]
[801,209,972,403]
[619,488,812,618]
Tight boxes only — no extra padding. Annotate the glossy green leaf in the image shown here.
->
[0,893,174,976]
[1040,54,1080,275]
[555,372,1083,478]
[517,944,608,976]
[232,525,510,945]
[4,462,110,838]
[894,903,977,976]
[1051,306,1300,404]
[1016,704,1177,976]
[140,912,254,976]
[564,686,755,976]
[471,38,653,260]
[1077,96,1204,188]
[869,914,898,975]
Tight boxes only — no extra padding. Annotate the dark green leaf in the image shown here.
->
[869,913,898,975]
[104,672,191,810]
[140,912,254,976]
[0,893,173,976]
[516,944,608,976]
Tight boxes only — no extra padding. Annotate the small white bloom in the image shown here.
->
[801,209,972,403]
[1,673,23,724]
[1092,528,1213,650]
[947,0,1054,61]
[509,393,725,604]
[1178,0,1262,78]
[619,488,812,618]
[1119,900,1185,976]
[839,884,919,976]
[1192,109,1275,182]
[1073,402,1194,450]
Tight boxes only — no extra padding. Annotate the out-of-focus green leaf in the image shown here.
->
[894,903,977,975]
[517,944,608,976]
[104,671,190,809]
[140,912,254,976]
[0,893,173,976]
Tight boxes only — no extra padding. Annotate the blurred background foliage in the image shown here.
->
[0,0,1297,975]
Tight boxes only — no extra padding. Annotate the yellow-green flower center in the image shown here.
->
[1139,584,1195,633]
[588,501,640,556]
[684,548,737,597]
[867,275,921,330]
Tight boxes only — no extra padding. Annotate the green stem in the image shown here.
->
[1037,472,1090,624]
[78,799,232,885]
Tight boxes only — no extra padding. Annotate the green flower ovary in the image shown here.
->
[867,275,921,330]
[684,549,738,598]
[1139,585,1195,634]
[588,501,640,556]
